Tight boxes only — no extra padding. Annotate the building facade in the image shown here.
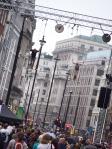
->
[0,0,36,106]
[52,35,111,129]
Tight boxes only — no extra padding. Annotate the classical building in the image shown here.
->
[53,35,110,67]
[52,35,111,129]
[23,53,68,125]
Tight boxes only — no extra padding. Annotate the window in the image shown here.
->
[81,44,85,49]
[88,78,91,85]
[88,109,92,116]
[94,116,97,124]
[20,76,24,85]
[95,79,100,86]
[99,48,103,51]
[42,89,46,95]
[86,120,90,127]
[44,82,48,87]
[92,89,98,96]
[101,60,105,66]
[97,69,104,76]
[46,73,49,78]
[90,46,94,51]
[78,55,83,60]
[90,98,95,106]
[41,98,44,102]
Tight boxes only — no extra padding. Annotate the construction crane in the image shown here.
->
[0,1,112,33]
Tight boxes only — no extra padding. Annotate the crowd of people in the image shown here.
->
[0,122,111,149]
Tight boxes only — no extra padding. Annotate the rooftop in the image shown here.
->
[75,35,107,44]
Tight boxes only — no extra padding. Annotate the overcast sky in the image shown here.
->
[32,0,112,54]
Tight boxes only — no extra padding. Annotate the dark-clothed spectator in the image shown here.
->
[58,138,67,149]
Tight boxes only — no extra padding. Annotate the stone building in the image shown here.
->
[0,0,36,107]
[52,35,111,129]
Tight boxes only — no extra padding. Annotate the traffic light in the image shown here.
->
[54,118,61,127]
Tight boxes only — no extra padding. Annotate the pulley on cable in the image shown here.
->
[100,25,111,43]
[102,33,111,43]
[55,24,64,33]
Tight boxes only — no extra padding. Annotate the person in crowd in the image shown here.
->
[32,135,39,149]
[51,138,59,149]
[58,137,67,149]
[28,132,38,149]
[0,123,10,149]
[38,133,54,149]
[14,132,28,149]
[7,134,17,149]
[74,143,80,149]
[84,139,97,149]
[24,129,32,147]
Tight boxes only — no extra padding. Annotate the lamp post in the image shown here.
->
[25,36,46,122]
[32,89,40,125]
[57,71,70,119]
[42,56,60,128]
[73,91,81,126]
[64,91,72,124]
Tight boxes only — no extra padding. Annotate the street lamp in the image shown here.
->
[64,91,72,124]
[42,56,60,128]
[57,71,70,119]
[25,36,46,122]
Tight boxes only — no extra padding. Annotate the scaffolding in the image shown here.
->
[0,1,112,33]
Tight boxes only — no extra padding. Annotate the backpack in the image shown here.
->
[0,132,6,142]
[15,142,23,149]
